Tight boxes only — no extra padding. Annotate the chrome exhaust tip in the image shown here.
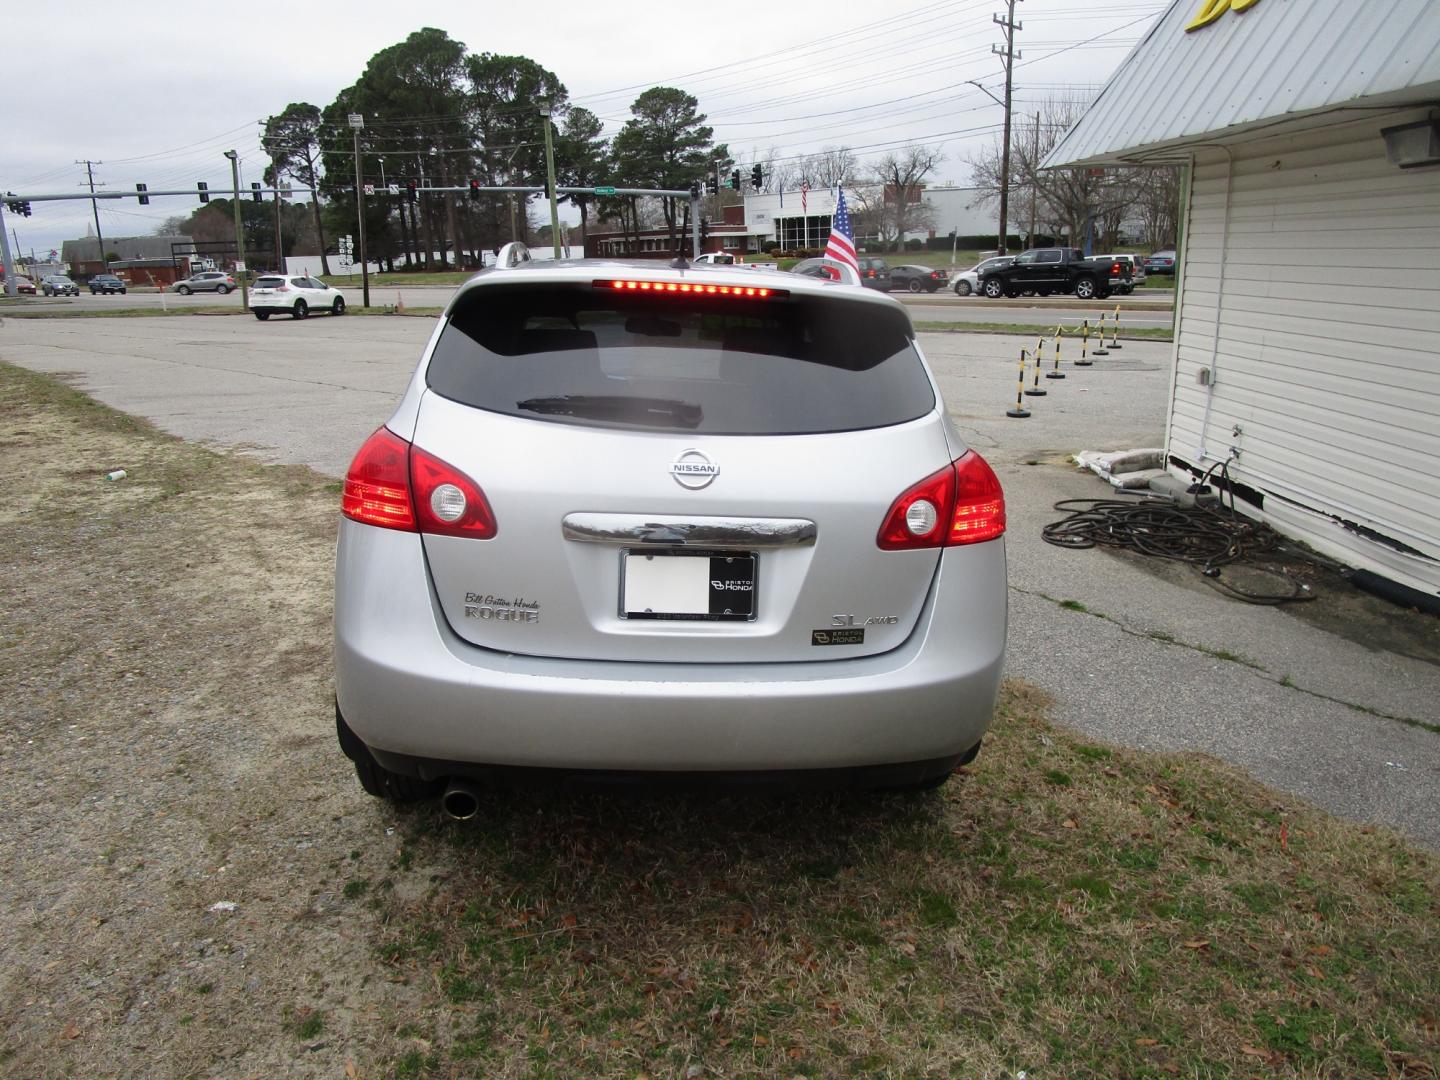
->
[440,779,482,821]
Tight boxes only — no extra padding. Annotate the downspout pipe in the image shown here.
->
[1195,144,1235,463]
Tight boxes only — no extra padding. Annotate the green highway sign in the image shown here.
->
[593,186,617,195]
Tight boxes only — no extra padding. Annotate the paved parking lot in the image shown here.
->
[3,312,1436,846]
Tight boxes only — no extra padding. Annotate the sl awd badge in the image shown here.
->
[670,448,718,489]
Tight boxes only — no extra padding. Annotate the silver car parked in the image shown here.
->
[334,245,1008,815]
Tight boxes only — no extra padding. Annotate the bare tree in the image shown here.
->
[798,146,858,190]
[873,144,943,251]
[967,92,1175,248]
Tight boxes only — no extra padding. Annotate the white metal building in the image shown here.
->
[922,185,1001,239]
[1045,0,1440,601]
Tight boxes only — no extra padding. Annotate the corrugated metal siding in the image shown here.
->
[1166,114,1440,594]
[1046,0,1440,167]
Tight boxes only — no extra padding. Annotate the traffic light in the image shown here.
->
[705,174,718,197]
[751,164,763,191]
[729,169,741,191]
[5,198,32,217]
[406,179,418,204]
[700,217,710,240]
[689,181,701,199]
[136,183,149,205]
[251,182,263,203]
[468,178,481,201]
[197,181,209,204]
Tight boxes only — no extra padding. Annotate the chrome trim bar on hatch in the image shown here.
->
[562,513,816,550]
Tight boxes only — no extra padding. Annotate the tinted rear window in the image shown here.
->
[256,277,285,288]
[426,282,935,435]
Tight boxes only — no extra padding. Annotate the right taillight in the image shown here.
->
[877,451,1006,550]
[341,428,496,539]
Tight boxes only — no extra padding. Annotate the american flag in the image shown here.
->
[824,187,859,276]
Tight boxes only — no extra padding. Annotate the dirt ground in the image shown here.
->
[0,364,426,1077]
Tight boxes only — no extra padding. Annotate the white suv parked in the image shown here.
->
[251,275,346,320]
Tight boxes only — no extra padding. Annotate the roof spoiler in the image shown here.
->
[494,242,532,269]
[817,257,862,287]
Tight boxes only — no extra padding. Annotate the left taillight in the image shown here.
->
[877,451,1006,550]
[341,428,496,539]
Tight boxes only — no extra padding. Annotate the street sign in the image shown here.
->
[593,186,617,195]
[362,184,375,196]
[387,184,400,196]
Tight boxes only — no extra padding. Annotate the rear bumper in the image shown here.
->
[334,520,1007,774]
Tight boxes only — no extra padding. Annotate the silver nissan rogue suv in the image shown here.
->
[334,245,1007,815]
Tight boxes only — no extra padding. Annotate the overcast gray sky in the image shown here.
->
[4,0,1167,256]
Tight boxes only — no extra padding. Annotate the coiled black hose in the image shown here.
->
[1041,483,1315,605]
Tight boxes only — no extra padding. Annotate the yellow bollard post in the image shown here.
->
[1075,318,1093,366]
[1024,339,1048,397]
[1093,311,1109,356]
[1007,347,1032,417]
[1046,326,1066,380]
[1108,303,1123,349]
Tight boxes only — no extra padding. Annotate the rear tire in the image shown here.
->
[955,280,972,296]
[1074,276,1098,300]
[216,284,230,295]
[293,299,308,319]
[336,706,441,803]
[982,277,1004,299]
[254,311,270,321]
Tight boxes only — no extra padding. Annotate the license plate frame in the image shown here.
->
[620,548,756,622]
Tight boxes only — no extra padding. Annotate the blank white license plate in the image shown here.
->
[622,549,755,622]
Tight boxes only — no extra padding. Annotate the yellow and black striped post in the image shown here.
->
[1046,326,1066,379]
[1007,348,1032,417]
[1075,317,1093,366]
[1024,339,1048,397]
[1092,311,1110,356]
[1108,303,1123,349]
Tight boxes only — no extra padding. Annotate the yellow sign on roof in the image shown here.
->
[1186,0,1263,32]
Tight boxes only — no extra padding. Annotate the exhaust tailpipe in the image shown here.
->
[440,779,482,821]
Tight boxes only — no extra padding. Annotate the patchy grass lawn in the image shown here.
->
[0,360,1434,1079]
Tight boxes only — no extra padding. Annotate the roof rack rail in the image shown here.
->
[495,242,532,269]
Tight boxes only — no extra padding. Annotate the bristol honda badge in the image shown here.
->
[670,448,719,489]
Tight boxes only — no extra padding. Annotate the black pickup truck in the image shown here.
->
[978,247,1131,300]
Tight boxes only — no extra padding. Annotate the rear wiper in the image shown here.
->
[515,395,703,429]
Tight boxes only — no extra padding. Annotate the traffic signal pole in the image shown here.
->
[0,205,15,297]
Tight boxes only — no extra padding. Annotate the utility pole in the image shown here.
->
[223,151,249,312]
[993,0,1021,256]
[539,102,562,259]
[349,114,370,308]
[1029,111,1040,245]
[77,159,109,272]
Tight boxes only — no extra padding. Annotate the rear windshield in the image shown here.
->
[255,277,285,288]
[425,281,934,435]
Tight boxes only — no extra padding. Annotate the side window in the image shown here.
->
[307,277,327,290]
[1036,250,1062,265]
[1015,252,1037,265]
[291,278,310,289]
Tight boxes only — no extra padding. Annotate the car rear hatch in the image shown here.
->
[252,276,288,300]
[406,276,958,664]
